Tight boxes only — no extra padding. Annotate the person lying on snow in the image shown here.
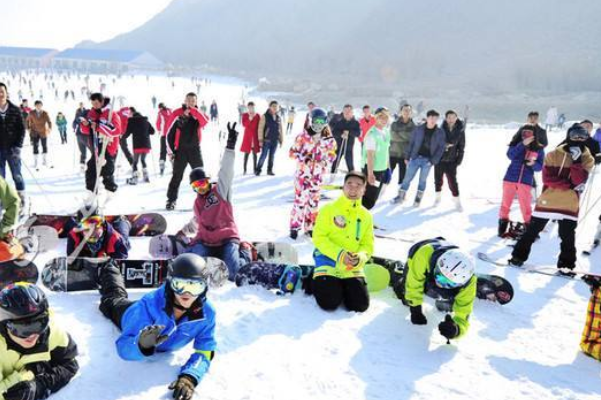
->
[66,214,130,259]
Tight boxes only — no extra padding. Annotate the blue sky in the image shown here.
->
[0,0,173,49]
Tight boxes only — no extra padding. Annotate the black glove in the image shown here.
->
[409,305,427,325]
[226,122,238,150]
[438,314,460,340]
[3,380,37,400]
[168,374,197,400]
[138,324,168,355]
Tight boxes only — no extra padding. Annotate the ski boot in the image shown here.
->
[413,191,424,208]
[166,200,176,211]
[289,229,298,240]
[392,189,406,204]
[126,171,138,185]
[507,256,524,267]
[142,168,150,183]
[34,154,40,171]
[453,196,463,212]
[43,153,53,168]
[434,192,442,207]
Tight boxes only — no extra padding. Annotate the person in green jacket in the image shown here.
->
[393,238,476,340]
[361,107,391,210]
[310,171,374,312]
[389,104,416,185]
[55,112,68,144]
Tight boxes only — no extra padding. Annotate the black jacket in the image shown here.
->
[440,119,466,164]
[511,124,548,148]
[331,115,361,143]
[124,113,155,150]
[167,114,200,152]
[72,107,88,134]
[0,101,26,149]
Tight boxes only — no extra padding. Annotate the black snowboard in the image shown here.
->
[0,259,39,288]
[27,213,167,238]
[41,257,228,292]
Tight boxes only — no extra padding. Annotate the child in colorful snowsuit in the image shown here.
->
[498,128,545,237]
[289,108,337,239]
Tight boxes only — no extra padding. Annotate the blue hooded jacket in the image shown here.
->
[503,142,544,186]
[116,284,217,384]
[404,123,446,165]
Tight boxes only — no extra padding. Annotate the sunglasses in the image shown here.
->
[434,272,460,289]
[6,313,49,339]
[191,179,210,193]
[170,277,207,297]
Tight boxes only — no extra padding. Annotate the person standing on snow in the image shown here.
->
[510,124,594,274]
[156,102,173,176]
[330,104,361,174]
[176,123,252,280]
[73,102,89,172]
[55,111,68,144]
[96,253,216,400]
[26,100,52,170]
[392,238,476,341]
[361,107,392,210]
[434,110,466,210]
[209,100,219,124]
[165,93,209,210]
[545,106,558,132]
[289,108,337,240]
[308,171,374,312]
[240,101,261,175]
[389,104,416,187]
[498,129,545,238]
[0,283,79,400]
[393,109,446,207]
[255,101,284,176]
[124,108,155,185]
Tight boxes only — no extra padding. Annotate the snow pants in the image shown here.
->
[290,169,323,232]
[581,287,601,361]
[167,147,203,202]
[119,136,133,166]
[311,275,369,312]
[434,161,460,197]
[499,181,533,223]
[86,153,117,193]
[98,261,134,330]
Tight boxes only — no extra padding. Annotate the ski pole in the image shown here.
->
[21,162,59,212]
[333,136,348,174]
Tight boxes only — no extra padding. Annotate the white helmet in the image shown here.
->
[433,249,474,289]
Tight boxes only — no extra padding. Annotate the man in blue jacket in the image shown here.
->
[97,253,216,400]
[393,109,446,207]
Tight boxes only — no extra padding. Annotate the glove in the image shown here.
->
[569,146,582,163]
[382,168,392,184]
[138,325,168,354]
[3,380,37,400]
[226,122,238,150]
[409,305,427,325]
[438,314,460,340]
[168,374,197,400]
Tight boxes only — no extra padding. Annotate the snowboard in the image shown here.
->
[27,213,167,238]
[476,251,601,281]
[16,226,60,253]
[0,259,39,289]
[235,261,312,295]
[41,256,228,292]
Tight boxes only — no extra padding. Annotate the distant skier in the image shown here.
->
[96,253,216,400]
[155,103,173,176]
[545,106,558,132]
[393,237,476,341]
[255,101,284,176]
[308,171,374,312]
[358,105,376,144]
[73,102,89,172]
[240,101,260,175]
[124,108,155,185]
[510,124,594,274]
[26,100,52,169]
[67,214,131,259]
[209,100,219,123]
[0,283,79,400]
[286,106,296,134]
[55,111,68,144]
[176,123,251,280]
[289,108,337,239]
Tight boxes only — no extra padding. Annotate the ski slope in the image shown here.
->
[3,71,601,400]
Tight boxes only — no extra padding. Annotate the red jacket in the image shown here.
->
[87,106,123,157]
[359,115,376,143]
[240,112,260,153]
[156,108,173,137]
[117,107,131,134]
[165,106,209,154]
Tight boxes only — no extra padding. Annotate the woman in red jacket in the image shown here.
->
[239,101,261,174]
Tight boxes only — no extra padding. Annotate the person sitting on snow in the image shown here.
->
[308,170,374,312]
[0,175,22,261]
[0,283,79,400]
[66,214,131,259]
[393,237,476,341]
[176,122,251,280]
[96,253,215,400]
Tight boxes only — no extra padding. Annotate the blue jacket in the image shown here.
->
[503,143,544,186]
[117,285,217,384]
[404,124,446,165]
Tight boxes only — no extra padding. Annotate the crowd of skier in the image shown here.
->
[0,70,600,400]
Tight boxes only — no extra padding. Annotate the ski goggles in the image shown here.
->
[170,277,207,297]
[311,117,328,133]
[79,215,104,231]
[191,179,210,194]
[434,271,461,289]
[6,313,50,338]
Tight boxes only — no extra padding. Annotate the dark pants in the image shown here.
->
[434,161,459,196]
[98,262,134,329]
[86,153,117,192]
[132,153,147,172]
[389,156,407,185]
[243,152,257,174]
[312,276,369,312]
[120,136,133,166]
[160,136,167,162]
[167,147,203,202]
[331,137,354,173]
[59,127,67,143]
[0,148,25,191]
[256,140,278,173]
[361,167,386,210]
[77,134,88,165]
[31,136,48,154]
[512,216,577,269]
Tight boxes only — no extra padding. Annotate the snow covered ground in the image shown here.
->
[3,71,601,400]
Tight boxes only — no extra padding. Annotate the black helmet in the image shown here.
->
[310,107,328,133]
[189,167,208,184]
[0,283,49,322]
[167,254,208,301]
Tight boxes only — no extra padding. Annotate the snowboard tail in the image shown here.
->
[0,260,39,288]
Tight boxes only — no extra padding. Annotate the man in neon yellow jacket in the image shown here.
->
[394,238,476,340]
[311,171,374,312]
